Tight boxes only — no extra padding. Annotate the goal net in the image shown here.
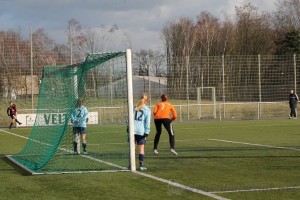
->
[6,50,135,174]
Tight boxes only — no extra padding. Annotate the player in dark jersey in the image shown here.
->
[289,89,299,119]
[7,101,22,129]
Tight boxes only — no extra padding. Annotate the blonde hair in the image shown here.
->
[76,98,85,108]
[136,93,148,110]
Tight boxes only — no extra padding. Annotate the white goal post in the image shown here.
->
[126,49,136,172]
[197,87,216,119]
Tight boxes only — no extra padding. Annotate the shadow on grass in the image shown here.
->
[0,155,31,176]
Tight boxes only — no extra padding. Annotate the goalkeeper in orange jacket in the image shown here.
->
[153,94,178,155]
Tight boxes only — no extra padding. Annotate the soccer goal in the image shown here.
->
[6,49,137,174]
[197,87,216,119]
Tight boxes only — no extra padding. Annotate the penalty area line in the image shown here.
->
[207,138,300,151]
[211,186,300,194]
[0,129,28,140]
[134,171,230,200]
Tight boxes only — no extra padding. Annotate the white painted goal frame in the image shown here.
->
[126,49,136,172]
[197,87,216,119]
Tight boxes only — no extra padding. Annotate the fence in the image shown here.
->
[0,29,299,127]
[138,54,298,121]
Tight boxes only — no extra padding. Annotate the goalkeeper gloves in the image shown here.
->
[144,133,149,137]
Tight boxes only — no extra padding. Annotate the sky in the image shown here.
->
[0,0,277,52]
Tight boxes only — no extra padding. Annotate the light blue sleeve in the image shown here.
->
[144,106,151,134]
[83,107,88,118]
[81,107,88,126]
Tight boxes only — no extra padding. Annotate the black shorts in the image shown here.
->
[73,127,87,135]
[9,114,16,119]
[134,135,146,145]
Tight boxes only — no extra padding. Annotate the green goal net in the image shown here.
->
[6,50,134,174]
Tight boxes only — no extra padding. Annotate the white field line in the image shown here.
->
[88,138,207,145]
[211,186,300,194]
[204,138,300,195]
[207,138,300,151]
[174,123,300,132]
[0,129,54,148]
[1,128,229,200]
[0,129,127,170]
[0,129,29,140]
[134,171,229,200]
[91,123,289,134]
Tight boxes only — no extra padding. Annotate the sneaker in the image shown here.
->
[83,151,88,155]
[170,148,178,156]
[74,151,79,155]
[139,165,147,171]
[153,149,159,155]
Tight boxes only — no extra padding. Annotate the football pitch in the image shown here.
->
[0,119,299,200]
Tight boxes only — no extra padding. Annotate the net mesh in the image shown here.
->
[9,51,130,174]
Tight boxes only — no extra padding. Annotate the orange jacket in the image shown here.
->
[153,101,177,121]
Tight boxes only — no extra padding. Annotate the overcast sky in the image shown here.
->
[0,0,277,52]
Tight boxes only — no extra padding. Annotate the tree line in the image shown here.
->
[162,1,300,57]
[1,0,300,101]
[160,0,300,100]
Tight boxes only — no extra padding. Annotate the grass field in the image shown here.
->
[0,119,299,200]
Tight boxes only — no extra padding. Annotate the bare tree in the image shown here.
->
[67,19,85,62]
[235,3,274,55]
[219,15,236,55]
[274,0,300,30]
[195,11,220,86]
[134,49,150,76]
[151,51,166,77]
[33,29,61,68]
[196,11,220,57]
[272,0,300,54]
[0,31,36,99]
[161,17,198,98]
[134,49,166,77]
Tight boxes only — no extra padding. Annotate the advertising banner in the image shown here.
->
[17,112,98,127]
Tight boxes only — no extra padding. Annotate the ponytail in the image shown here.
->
[136,99,146,110]
[136,93,149,110]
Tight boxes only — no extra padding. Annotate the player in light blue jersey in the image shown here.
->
[134,93,151,170]
[71,98,89,155]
